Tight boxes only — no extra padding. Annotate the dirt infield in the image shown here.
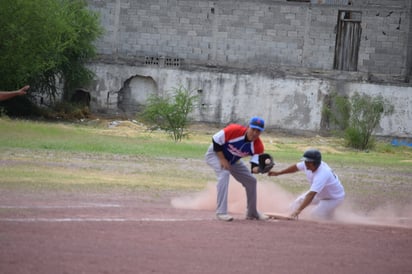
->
[1,189,411,274]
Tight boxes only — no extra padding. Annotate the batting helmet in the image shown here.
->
[301,149,322,167]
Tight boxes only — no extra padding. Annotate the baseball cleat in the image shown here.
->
[216,214,234,222]
[246,212,269,221]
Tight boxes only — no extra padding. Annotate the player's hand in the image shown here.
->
[18,85,30,95]
[220,159,230,170]
[268,171,280,176]
[290,210,300,220]
[258,153,274,173]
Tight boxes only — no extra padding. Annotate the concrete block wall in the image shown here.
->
[352,0,409,8]
[87,0,412,78]
[409,3,412,77]
[301,5,338,69]
[358,8,409,75]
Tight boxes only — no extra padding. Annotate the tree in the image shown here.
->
[0,0,102,105]
[142,86,199,142]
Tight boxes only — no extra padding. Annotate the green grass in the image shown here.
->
[1,117,411,210]
[2,118,410,166]
[0,118,208,158]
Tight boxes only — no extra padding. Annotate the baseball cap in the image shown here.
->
[249,117,265,131]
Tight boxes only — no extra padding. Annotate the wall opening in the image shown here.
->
[118,75,158,116]
[145,56,181,68]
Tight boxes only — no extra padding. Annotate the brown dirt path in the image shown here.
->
[1,190,411,274]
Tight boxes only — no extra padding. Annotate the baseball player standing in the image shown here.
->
[205,117,272,221]
[269,149,345,220]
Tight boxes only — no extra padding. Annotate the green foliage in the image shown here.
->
[141,86,199,142]
[57,0,103,100]
[346,92,394,150]
[323,92,394,150]
[0,0,103,104]
[322,91,350,133]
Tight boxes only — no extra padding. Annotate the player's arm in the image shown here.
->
[0,85,29,102]
[268,164,298,176]
[212,138,230,170]
[250,154,259,174]
[291,191,316,219]
[250,139,267,174]
[251,165,260,174]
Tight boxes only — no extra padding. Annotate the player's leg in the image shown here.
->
[311,198,344,220]
[205,145,231,217]
[215,171,231,215]
[290,192,310,212]
[229,161,261,218]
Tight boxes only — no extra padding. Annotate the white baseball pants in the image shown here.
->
[291,191,344,220]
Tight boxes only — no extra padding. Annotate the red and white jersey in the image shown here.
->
[212,124,264,165]
[296,161,345,200]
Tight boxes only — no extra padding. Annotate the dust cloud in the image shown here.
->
[335,200,412,228]
[171,177,295,214]
[171,177,412,228]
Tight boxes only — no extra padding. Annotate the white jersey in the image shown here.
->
[296,161,345,200]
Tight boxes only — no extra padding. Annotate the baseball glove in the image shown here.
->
[258,153,275,173]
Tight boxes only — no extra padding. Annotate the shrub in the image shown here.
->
[322,91,350,134]
[346,92,394,149]
[141,86,199,142]
[323,92,394,150]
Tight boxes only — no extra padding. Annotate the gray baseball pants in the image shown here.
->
[205,144,259,217]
